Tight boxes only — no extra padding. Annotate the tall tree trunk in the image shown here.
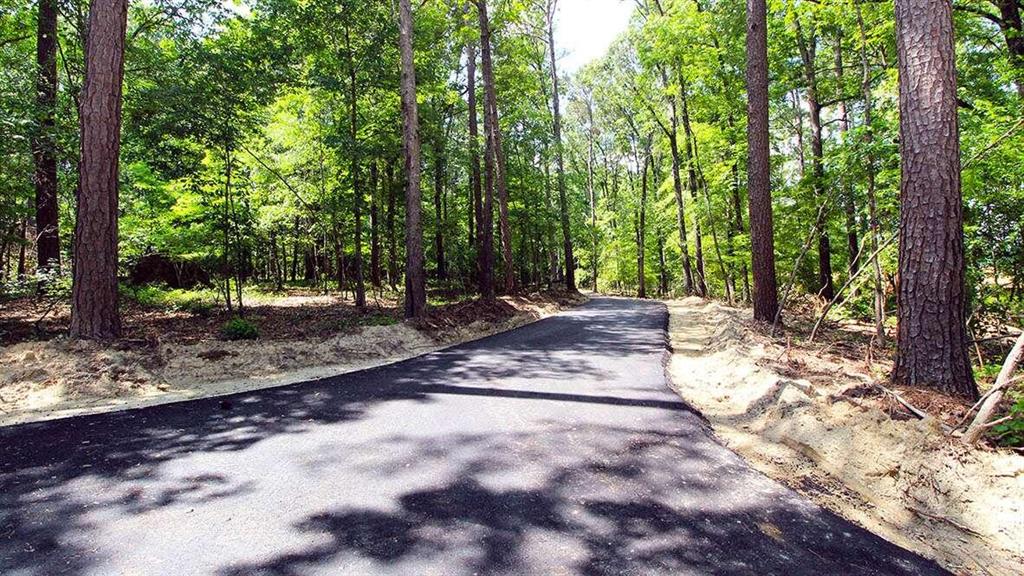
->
[475,0,499,300]
[70,0,127,339]
[17,217,27,278]
[346,25,366,308]
[398,0,426,318]
[585,93,598,292]
[834,33,860,277]
[477,0,514,294]
[857,3,886,345]
[794,15,835,300]
[636,150,649,299]
[746,0,779,322]
[679,76,708,297]
[467,41,486,293]
[993,0,1024,100]
[370,160,381,288]
[386,160,399,290]
[33,0,60,273]
[661,68,695,295]
[891,0,977,398]
[731,161,751,302]
[546,0,575,292]
[433,133,447,280]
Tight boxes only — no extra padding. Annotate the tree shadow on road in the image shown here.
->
[0,299,947,575]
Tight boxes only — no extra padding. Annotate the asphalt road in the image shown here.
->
[1,297,948,576]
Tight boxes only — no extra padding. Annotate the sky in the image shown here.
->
[554,0,634,73]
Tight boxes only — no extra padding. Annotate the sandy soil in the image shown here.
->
[0,292,586,427]
[666,297,1024,576]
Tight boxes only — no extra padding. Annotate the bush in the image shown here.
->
[991,393,1024,447]
[220,317,258,341]
[124,284,218,315]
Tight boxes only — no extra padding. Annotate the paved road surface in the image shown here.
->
[1,297,948,575]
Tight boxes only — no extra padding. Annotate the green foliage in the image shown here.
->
[220,316,259,341]
[123,285,218,316]
[990,393,1024,448]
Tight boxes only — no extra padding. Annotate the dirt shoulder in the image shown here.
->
[0,291,587,427]
[666,297,1023,576]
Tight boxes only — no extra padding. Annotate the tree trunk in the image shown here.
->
[834,33,860,277]
[546,1,575,292]
[477,0,514,294]
[794,15,835,300]
[993,0,1024,100]
[476,0,499,300]
[33,0,60,273]
[636,153,649,299]
[433,133,447,280]
[467,41,486,294]
[585,93,599,293]
[746,0,779,322]
[679,77,708,297]
[370,160,381,288]
[661,68,695,296]
[857,4,886,345]
[345,25,366,308]
[386,160,399,290]
[70,0,127,339]
[891,0,977,398]
[398,0,426,319]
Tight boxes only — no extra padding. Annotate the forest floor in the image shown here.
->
[0,289,587,426]
[666,297,1024,576]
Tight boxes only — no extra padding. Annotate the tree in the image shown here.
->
[467,39,489,296]
[544,0,575,292]
[745,0,779,322]
[70,0,129,339]
[398,0,426,319]
[32,0,60,273]
[891,0,977,397]
[474,0,502,298]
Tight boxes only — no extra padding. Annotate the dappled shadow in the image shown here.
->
[0,298,947,575]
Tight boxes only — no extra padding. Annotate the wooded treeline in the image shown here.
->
[1,0,1022,399]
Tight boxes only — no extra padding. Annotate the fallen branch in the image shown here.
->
[906,506,986,538]
[808,232,897,343]
[963,330,1024,445]
[772,200,831,335]
[875,383,953,433]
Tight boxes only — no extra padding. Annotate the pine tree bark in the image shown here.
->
[398,0,426,319]
[891,0,977,397]
[746,0,779,322]
[70,0,127,339]
[33,0,60,273]
[545,0,575,292]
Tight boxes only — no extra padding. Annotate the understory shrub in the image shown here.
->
[220,317,258,340]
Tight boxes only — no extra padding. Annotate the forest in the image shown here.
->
[1,0,1023,434]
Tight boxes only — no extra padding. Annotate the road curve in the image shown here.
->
[0,297,948,575]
